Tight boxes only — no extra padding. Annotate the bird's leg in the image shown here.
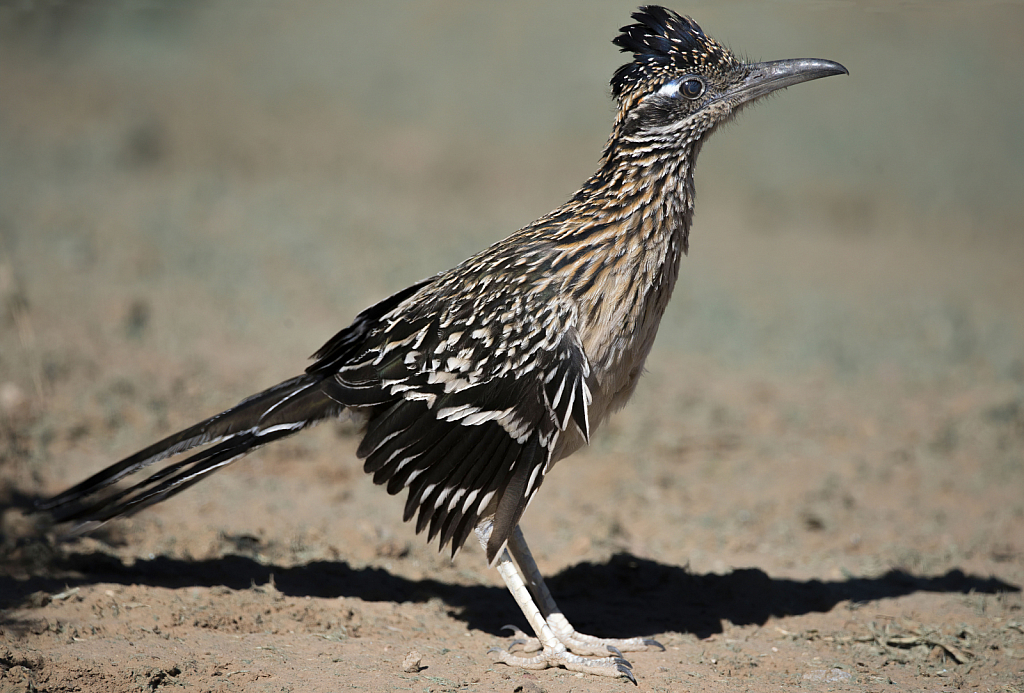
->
[505,525,663,657]
[475,520,639,682]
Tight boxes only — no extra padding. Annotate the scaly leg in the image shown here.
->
[476,520,658,682]
[506,525,663,657]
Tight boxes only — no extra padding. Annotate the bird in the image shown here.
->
[38,6,847,683]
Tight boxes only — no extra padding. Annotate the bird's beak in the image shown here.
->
[724,58,848,106]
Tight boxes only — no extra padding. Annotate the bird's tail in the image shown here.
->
[37,373,344,531]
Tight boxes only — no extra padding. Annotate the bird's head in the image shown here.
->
[606,6,847,160]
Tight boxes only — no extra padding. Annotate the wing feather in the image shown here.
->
[327,294,592,558]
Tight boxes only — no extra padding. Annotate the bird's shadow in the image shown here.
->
[1,538,1017,639]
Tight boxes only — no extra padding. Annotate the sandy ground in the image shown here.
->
[2,3,1023,692]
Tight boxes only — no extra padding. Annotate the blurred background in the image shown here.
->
[1,0,1022,578]
[2,1,1021,392]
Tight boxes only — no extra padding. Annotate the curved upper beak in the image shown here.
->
[725,58,848,106]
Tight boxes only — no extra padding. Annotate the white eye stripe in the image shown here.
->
[657,81,681,98]
[655,78,706,101]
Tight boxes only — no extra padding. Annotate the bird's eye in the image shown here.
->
[681,78,705,99]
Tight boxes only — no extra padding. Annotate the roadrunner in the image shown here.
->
[40,6,847,682]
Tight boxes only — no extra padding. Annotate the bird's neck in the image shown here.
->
[551,141,698,378]
[574,138,699,256]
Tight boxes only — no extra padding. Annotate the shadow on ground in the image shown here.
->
[1,544,1017,640]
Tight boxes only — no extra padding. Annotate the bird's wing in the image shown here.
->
[309,277,434,372]
[321,295,592,563]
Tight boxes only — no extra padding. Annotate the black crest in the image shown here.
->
[611,6,740,100]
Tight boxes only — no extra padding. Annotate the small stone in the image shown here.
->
[401,650,423,673]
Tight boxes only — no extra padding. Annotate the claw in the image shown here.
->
[607,645,624,658]
[617,664,638,685]
[501,624,533,651]
[644,638,666,651]
[612,656,633,669]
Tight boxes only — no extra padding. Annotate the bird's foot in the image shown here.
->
[503,620,664,658]
[490,640,637,684]
[495,623,662,683]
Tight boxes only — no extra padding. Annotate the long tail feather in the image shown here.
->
[38,373,344,528]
